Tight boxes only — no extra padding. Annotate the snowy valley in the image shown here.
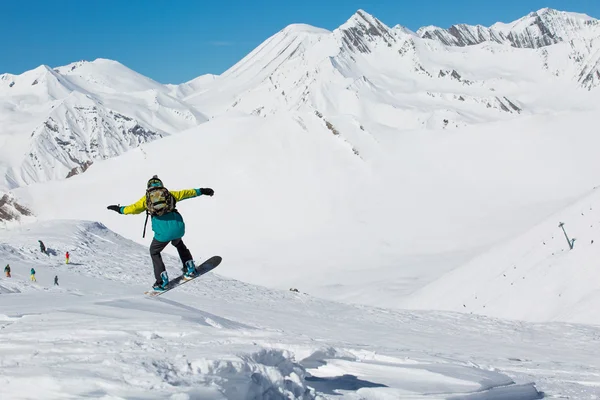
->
[2,6,600,399]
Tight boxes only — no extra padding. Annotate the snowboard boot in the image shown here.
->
[152,282,164,291]
[153,271,169,291]
[183,260,197,280]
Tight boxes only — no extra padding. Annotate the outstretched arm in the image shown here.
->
[107,195,147,215]
[170,188,214,202]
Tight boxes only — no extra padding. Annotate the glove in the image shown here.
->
[200,188,214,196]
[107,205,121,213]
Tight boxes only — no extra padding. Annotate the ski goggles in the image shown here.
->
[147,178,163,188]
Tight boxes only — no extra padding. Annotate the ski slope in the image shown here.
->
[10,107,600,322]
[402,183,600,324]
[3,219,600,398]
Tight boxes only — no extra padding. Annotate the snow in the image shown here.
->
[339,10,392,33]
[53,58,167,94]
[491,8,598,36]
[282,24,331,35]
[10,108,600,322]
[421,7,600,49]
[2,6,600,398]
[3,8,600,191]
[167,74,218,98]
[2,7,600,313]
[579,47,600,89]
[1,219,596,398]
[401,185,600,324]
[0,59,207,189]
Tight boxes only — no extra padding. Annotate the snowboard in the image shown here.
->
[144,256,222,297]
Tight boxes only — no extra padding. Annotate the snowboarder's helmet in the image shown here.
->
[147,175,163,188]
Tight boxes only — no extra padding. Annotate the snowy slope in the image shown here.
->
[9,108,600,322]
[4,8,600,324]
[0,59,207,189]
[3,9,600,397]
[167,73,217,98]
[401,183,600,324]
[3,219,600,398]
[579,47,600,89]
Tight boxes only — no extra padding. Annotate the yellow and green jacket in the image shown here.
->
[120,189,202,242]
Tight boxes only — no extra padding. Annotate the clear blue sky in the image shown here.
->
[2,0,599,84]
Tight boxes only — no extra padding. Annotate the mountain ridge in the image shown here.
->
[2,7,600,191]
[417,7,600,48]
[0,58,206,189]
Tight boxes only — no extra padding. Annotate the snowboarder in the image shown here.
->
[38,240,46,255]
[30,268,36,282]
[4,264,10,278]
[65,251,70,264]
[54,275,59,286]
[107,175,214,291]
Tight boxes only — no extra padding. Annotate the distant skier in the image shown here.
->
[30,268,36,282]
[65,251,70,264]
[38,240,46,255]
[4,264,10,278]
[54,275,59,286]
[107,175,214,291]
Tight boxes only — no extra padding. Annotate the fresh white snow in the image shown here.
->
[2,6,600,399]
[1,220,595,398]
[3,8,600,191]
[0,59,207,188]
[11,109,600,319]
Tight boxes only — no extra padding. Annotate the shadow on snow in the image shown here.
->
[305,374,387,394]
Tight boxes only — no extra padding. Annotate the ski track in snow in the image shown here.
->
[0,221,599,398]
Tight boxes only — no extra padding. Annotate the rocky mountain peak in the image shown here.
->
[337,9,396,53]
[419,8,600,49]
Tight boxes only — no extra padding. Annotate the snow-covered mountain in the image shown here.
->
[2,9,600,191]
[166,73,217,98]
[579,47,600,89]
[184,7,600,139]
[185,10,534,121]
[418,8,600,91]
[0,59,207,189]
[0,192,33,228]
[417,8,600,48]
